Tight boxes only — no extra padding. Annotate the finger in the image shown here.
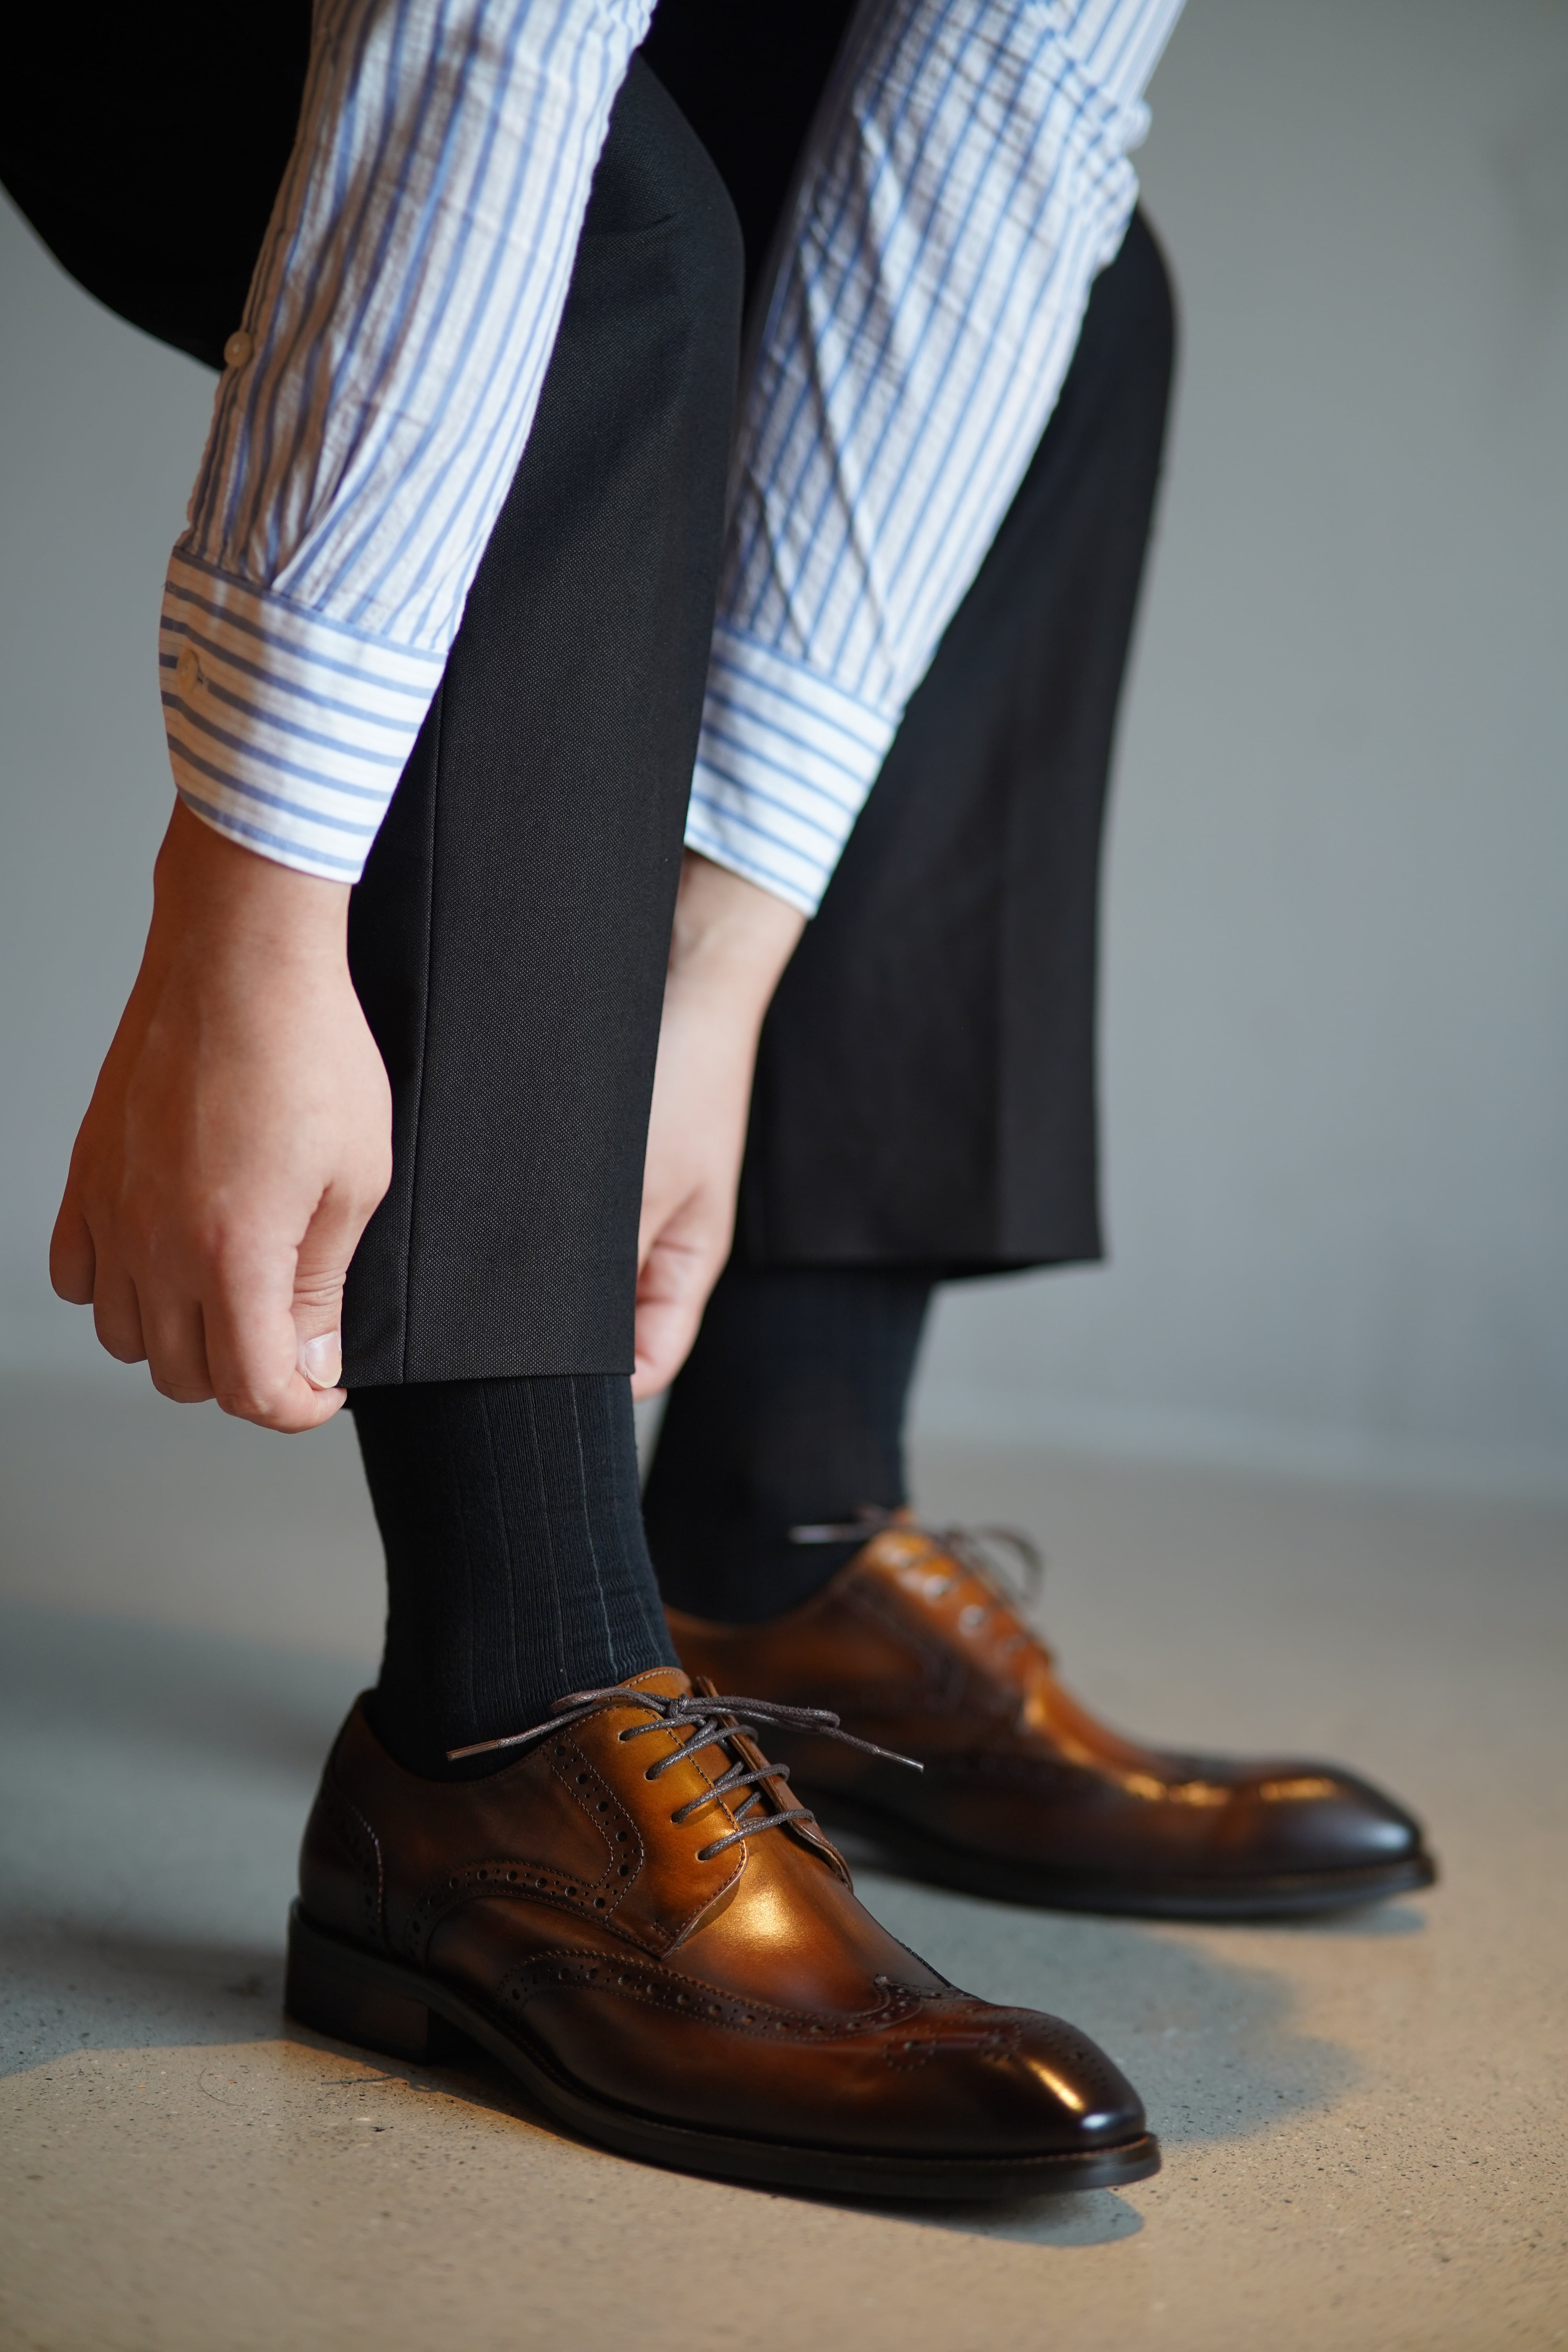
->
[632,1230,714,1400]
[632,1305,699,1400]
[201,1239,342,1432]
[49,1193,97,1306]
[140,1295,218,1404]
[90,1262,149,1365]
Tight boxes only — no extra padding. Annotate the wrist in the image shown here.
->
[666,850,805,1020]
[151,797,352,975]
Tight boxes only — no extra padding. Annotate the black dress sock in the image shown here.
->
[643,1265,934,1625]
[351,1376,679,1780]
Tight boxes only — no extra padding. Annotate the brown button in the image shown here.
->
[223,329,254,369]
[174,645,200,695]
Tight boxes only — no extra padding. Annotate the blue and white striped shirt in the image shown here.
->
[161,0,1181,910]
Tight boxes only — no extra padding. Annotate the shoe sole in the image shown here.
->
[284,1904,1160,2201]
[809,1794,1439,1921]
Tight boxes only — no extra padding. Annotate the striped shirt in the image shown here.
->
[161,0,1181,909]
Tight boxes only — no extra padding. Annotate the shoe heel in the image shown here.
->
[285,1913,436,2062]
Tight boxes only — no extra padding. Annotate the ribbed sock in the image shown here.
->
[351,1375,679,1780]
[643,1264,933,1625]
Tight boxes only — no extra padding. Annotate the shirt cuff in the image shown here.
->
[682,626,898,916]
[159,550,447,881]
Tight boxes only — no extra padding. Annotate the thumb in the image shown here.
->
[292,1194,357,1392]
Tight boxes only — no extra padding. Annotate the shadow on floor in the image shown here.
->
[1287,1901,1426,1938]
[0,1923,291,2076]
[0,1599,366,1783]
[0,1898,1355,2192]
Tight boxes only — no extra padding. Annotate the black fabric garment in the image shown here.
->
[642,0,858,307]
[644,1266,933,1625]
[734,211,1177,1274]
[0,3,313,370]
[341,62,743,1381]
[353,1378,677,1780]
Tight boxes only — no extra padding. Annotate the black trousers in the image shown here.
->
[4,4,1174,1377]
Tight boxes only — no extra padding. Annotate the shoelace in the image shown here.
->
[788,1508,1048,1658]
[448,1684,920,1861]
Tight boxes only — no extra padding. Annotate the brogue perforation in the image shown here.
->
[489,1947,931,2043]
[319,1781,386,1948]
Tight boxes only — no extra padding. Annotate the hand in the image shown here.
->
[50,800,392,1432]
[633,852,805,1398]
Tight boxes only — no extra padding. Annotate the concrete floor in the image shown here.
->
[1,1376,1564,2351]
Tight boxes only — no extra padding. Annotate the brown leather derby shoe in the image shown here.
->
[666,1522,1437,1920]
[285,1668,1158,2198]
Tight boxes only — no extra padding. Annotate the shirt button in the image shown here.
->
[223,329,254,369]
[175,645,201,695]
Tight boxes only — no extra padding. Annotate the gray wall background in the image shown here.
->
[2,0,1565,1494]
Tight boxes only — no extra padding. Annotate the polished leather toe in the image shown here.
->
[1198,1759,1426,1877]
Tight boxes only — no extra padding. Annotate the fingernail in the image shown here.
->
[299,1330,343,1390]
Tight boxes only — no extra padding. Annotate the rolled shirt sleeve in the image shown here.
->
[685,0,1185,914]
[160,0,653,880]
